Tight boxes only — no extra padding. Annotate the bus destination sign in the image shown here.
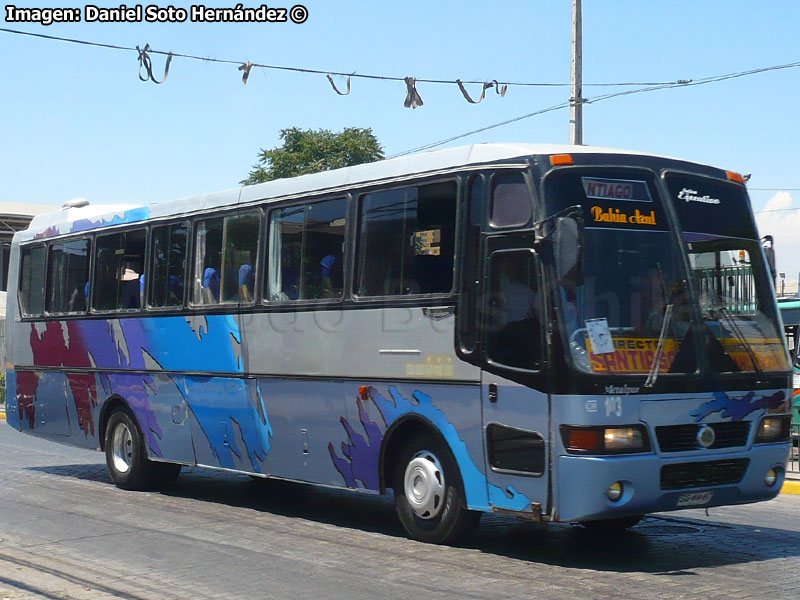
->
[582,177,651,202]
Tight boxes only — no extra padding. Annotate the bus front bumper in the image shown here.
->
[555,444,789,523]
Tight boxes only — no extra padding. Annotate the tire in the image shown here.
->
[105,408,180,490]
[394,433,480,544]
[581,514,644,532]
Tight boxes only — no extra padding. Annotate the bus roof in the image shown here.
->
[17,142,698,243]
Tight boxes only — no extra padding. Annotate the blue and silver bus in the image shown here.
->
[4,143,791,543]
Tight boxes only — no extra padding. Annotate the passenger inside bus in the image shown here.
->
[119,266,141,309]
[238,263,253,302]
[203,266,220,303]
[319,254,337,297]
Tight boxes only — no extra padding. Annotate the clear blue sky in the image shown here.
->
[2,1,800,275]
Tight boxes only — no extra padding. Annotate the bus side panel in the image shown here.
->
[184,376,271,474]
[324,382,492,511]
[260,379,346,486]
[138,372,195,466]
[9,370,69,437]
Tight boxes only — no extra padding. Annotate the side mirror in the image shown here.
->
[554,215,584,286]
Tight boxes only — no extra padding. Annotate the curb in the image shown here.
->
[782,479,800,495]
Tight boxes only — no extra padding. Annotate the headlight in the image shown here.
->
[604,427,645,451]
[754,416,791,443]
[561,425,650,454]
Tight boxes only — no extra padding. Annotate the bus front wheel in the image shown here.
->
[105,408,180,490]
[393,434,479,544]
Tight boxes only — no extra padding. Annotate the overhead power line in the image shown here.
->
[2,25,798,156]
[755,207,800,214]
[390,59,800,157]
[0,26,687,88]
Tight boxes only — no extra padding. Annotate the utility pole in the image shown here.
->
[570,0,583,145]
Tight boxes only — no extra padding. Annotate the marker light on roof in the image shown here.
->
[550,154,574,166]
[726,171,745,184]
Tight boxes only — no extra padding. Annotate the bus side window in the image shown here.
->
[269,205,303,301]
[304,199,346,299]
[93,230,146,311]
[192,218,223,305]
[150,222,188,308]
[46,238,90,314]
[486,250,542,370]
[490,172,531,229]
[356,181,457,297]
[19,245,46,316]
[267,198,347,301]
[221,211,261,304]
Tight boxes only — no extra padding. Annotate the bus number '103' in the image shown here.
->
[605,396,622,417]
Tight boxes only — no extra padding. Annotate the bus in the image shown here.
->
[777,297,800,435]
[4,143,792,544]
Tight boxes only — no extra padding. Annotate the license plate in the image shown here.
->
[676,491,713,507]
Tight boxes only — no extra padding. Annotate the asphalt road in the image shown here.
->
[1,423,800,600]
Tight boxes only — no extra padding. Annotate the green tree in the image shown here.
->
[242,127,384,185]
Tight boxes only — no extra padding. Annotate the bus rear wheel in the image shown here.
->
[393,434,479,544]
[105,408,180,490]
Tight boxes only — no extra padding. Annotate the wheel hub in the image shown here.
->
[111,422,133,474]
[404,450,445,520]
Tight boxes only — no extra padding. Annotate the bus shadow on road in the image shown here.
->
[29,463,410,538]
[31,463,800,572]
[174,467,410,538]
[468,512,800,573]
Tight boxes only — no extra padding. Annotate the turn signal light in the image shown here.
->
[567,429,602,452]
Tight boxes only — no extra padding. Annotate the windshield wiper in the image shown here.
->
[711,302,764,382]
[644,304,673,388]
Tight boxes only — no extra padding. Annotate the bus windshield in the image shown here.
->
[561,227,696,375]
[549,168,788,377]
[685,234,787,373]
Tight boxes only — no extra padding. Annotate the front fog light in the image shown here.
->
[607,481,623,501]
[765,468,778,487]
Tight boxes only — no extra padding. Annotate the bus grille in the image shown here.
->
[660,458,749,490]
[655,422,751,452]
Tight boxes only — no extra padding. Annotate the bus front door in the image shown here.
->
[480,236,550,517]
